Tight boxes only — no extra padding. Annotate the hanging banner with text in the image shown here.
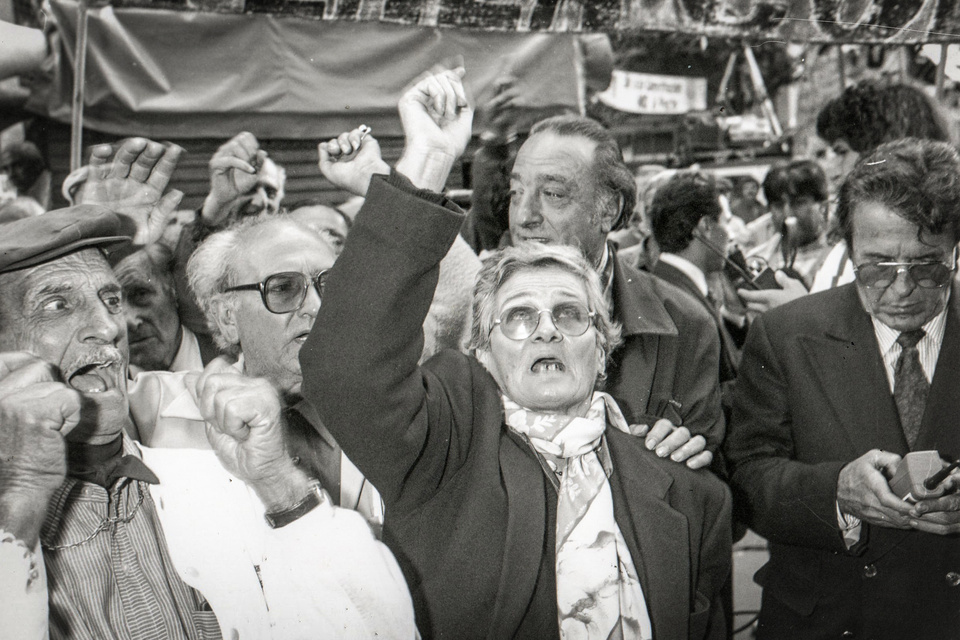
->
[596,70,708,115]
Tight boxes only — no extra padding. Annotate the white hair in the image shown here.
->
[186,213,314,352]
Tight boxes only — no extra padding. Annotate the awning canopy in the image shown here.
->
[27,0,589,139]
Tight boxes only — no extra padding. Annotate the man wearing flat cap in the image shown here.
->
[0,140,417,640]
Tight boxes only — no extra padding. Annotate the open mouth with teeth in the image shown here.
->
[531,357,566,373]
[67,362,121,394]
[293,331,311,345]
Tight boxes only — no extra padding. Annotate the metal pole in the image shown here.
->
[935,45,949,102]
[836,45,847,92]
[743,45,783,138]
[70,0,90,172]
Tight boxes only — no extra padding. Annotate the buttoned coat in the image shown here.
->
[725,282,960,639]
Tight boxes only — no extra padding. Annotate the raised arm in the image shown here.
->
[303,69,473,508]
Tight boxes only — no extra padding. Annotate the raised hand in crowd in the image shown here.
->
[77,137,184,245]
[318,126,390,197]
[0,352,82,547]
[202,131,268,226]
[476,74,522,144]
[196,357,313,511]
[395,66,474,191]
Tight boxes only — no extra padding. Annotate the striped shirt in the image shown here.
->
[871,307,948,391]
[39,437,221,640]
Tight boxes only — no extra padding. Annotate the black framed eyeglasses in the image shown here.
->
[491,302,596,341]
[853,251,957,290]
[224,271,328,314]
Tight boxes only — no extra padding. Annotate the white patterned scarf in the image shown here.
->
[503,392,654,640]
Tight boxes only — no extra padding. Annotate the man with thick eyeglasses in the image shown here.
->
[725,137,960,639]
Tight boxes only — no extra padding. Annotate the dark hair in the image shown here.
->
[529,115,635,230]
[837,138,960,251]
[816,81,951,154]
[648,171,721,254]
[762,160,828,207]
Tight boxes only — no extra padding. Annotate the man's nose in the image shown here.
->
[298,281,322,319]
[889,266,918,298]
[514,193,543,228]
[84,302,123,344]
[123,307,141,331]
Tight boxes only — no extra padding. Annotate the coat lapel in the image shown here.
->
[487,428,548,640]
[797,286,907,455]
[607,431,690,640]
[915,288,960,458]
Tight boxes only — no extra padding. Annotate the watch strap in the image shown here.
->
[264,480,324,529]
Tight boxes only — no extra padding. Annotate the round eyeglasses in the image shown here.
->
[853,253,956,290]
[225,271,328,314]
[491,302,596,341]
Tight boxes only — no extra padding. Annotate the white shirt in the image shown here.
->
[141,446,416,640]
[810,241,855,293]
[658,252,709,297]
[871,308,948,391]
[127,363,385,532]
[128,325,205,378]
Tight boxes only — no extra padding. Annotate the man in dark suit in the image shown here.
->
[725,137,960,639]
[508,116,725,453]
[648,171,740,387]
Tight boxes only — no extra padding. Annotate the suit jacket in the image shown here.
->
[606,251,725,452]
[651,260,738,384]
[724,283,960,639]
[302,173,732,640]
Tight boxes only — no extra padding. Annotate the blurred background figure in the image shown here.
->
[0,141,49,210]
[287,197,352,255]
[0,195,43,223]
[729,177,764,224]
[747,160,832,289]
[112,243,204,375]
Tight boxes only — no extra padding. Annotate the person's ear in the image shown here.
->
[599,194,624,233]
[211,295,240,346]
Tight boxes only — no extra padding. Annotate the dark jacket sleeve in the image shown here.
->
[723,313,848,551]
[299,173,473,511]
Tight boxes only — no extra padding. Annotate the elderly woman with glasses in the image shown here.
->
[301,159,732,639]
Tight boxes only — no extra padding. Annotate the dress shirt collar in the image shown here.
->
[871,296,949,389]
[658,252,709,297]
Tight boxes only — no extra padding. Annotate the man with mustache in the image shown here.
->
[0,141,417,639]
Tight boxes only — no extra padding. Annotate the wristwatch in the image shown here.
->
[264,480,325,529]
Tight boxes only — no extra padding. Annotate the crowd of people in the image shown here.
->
[0,61,959,640]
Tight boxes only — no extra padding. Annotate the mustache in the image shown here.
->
[62,347,125,378]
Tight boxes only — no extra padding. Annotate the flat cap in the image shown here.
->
[0,205,131,273]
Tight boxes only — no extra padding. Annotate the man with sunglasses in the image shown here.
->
[724,138,960,639]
